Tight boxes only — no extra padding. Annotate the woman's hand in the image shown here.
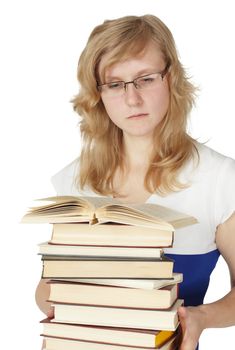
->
[178,305,206,350]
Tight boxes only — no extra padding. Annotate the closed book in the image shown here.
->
[50,223,173,247]
[41,318,175,348]
[43,332,179,349]
[52,299,183,331]
[48,281,178,309]
[41,255,174,279]
[56,273,183,290]
[38,241,164,258]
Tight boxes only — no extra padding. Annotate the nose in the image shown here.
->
[124,82,143,106]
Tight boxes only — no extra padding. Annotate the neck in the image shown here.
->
[123,134,154,170]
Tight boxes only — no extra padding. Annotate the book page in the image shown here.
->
[23,196,104,217]
[97,202,197,229]
[132,203,198,228]
[28,196,91,212]
[97,211,173,230]
[82,196,123,208]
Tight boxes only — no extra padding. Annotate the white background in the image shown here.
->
[1,0,235,349]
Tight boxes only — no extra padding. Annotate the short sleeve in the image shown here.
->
[50,158,97,197]
[51,158,80,196]
[214,156,235,225]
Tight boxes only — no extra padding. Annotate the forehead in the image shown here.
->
[98,41,165,80]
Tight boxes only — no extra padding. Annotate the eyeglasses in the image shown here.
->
[97,65,169,97]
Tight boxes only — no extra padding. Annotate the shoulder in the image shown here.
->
[177,142,234,186]
[196,143,235,190]
[51,158,96,196]
[195,142,235,224]
[196,142,235,169]
[191,142,235,196]
[187,142,235,179]
[51,158,79,195]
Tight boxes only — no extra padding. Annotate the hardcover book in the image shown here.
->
[41,255,174,279]
[51,299,183,331]
[48,281,179,309]
[41,319,176,348]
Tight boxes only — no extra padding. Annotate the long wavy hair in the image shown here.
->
[72,14,198,196]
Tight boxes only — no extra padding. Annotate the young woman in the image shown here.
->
[36,15,235,350]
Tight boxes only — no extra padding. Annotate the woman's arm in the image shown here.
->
[179,212,235,350]
[199,212,235,326]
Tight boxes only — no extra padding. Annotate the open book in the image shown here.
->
[21,195,197,230]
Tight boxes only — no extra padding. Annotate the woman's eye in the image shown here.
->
[107,82,123,89]
[140,77,155,84]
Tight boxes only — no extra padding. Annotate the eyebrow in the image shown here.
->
[105,68,160,82]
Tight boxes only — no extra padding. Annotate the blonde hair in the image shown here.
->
[72,14,198,196]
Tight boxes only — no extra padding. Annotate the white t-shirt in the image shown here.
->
[51,143,235,255]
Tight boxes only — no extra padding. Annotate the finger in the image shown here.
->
[178,307,189,349]
[46,306,54,319]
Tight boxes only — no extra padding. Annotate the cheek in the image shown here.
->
[101,97,122,122]
[150,85,169,114]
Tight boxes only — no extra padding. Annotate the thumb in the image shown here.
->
[178,306,188,335]
[178,306,187,320]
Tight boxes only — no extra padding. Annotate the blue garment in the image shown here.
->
[165,250,220,350]
[165,250,220,306]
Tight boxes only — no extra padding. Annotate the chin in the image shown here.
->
[124,129,155,138]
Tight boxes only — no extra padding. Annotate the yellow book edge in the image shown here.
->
[156,330,175,347]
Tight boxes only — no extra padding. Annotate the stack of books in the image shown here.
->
[22,195,197,350]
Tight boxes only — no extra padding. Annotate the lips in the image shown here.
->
[127,113,149,119]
